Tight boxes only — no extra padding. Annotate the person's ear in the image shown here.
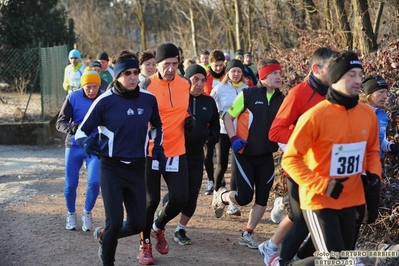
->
[311,63,320,75]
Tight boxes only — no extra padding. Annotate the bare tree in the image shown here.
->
[234,0,243,51]
[176,0,198,57]
[245,0,254,53]
[323,0,333,31]
[220,0,236,53]
[133,0,147,51]
[302,0,320,30]
[352,0,384,54]
[332,0,352,49]
[61,0,399,61]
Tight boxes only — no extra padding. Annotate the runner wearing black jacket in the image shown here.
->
[163,64,220,246]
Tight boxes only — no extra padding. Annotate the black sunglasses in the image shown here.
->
[122,69,140,76]
[70,57,78,59]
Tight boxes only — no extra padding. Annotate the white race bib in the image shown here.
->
[330,141,366,176]
[151,156,179,172]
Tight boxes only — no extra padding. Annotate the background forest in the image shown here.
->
[2,0,399,59]
[2,0,398,93]
[61,0,399,59]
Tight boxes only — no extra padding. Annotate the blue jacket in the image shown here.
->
[75,86,163,162]
[374,107,391,156]
[56,88,103,147]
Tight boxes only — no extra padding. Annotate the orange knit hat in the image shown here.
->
[81,67,101,86]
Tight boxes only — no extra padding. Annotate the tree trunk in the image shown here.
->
[373,1,385,44]
[246,0,253,53]
[352,0,376,53]
[135,0,146,51]
[234,0,243,51]
[324,0,333,31]
[332,0,352,49]
[289,0,306,30]
[221,0,235,53]
[189,6,198,57]
[302,0,320,30]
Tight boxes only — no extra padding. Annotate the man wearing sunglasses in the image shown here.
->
[63,49,86,93]
[75,49,165,266]
[138,42,193,265]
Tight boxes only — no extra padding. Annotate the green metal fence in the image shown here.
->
[0,44,68,123]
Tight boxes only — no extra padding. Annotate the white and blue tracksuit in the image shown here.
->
[56,88,103,213]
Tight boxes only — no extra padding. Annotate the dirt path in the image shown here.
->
[0,144,280,266]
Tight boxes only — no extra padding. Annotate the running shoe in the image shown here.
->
[93,227,104,263]
[212,187,228,218]
[66,212,77,230]
[258,240,279,266]
[82,210,93,231]
[173,229,192,245]
[226,203,241,216]
[137,243,155,265]
[204,180,214,195]
[270,197,284,224]
[151,228,169,254]
[239,232,259,249]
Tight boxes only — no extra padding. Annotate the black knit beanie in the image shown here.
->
[226,59,244,72]
[328,53,362,84]
[362,75,388,95]
[155,43,179,63]
[185,64,207,78]
[97,52,109,61]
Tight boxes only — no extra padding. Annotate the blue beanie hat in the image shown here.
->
[69,49,81,59]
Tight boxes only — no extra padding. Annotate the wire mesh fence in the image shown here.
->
[40,45,70,121]
[0,44,69,123]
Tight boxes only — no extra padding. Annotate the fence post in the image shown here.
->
[22,43,42,122]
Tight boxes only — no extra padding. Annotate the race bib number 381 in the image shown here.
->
[330,141,366,176]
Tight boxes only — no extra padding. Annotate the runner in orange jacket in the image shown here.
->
[282,50,381,259]
[137,42,192,265]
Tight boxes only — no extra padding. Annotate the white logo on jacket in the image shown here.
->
[127,108,135,115]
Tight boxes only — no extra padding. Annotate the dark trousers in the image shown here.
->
[353,178,381,248]
[181,158,204,217]
[163,157,204,218]
[99,157,147,266]
[143,154,189,239]
[231,152,274,206]
[203,143,215,182]
[214,134,236,191]
[280,177,315,265]
[303,207,356,256]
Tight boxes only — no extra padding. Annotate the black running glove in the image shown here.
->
[325,177,349,199]
[184,116,196,133]
[390,143,399,154]
[83,137,101,159]
[152,146,167,175]
[365,171,380,187]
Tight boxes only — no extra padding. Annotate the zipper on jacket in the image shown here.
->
[168,83,174,107]
[192,97,196,115]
